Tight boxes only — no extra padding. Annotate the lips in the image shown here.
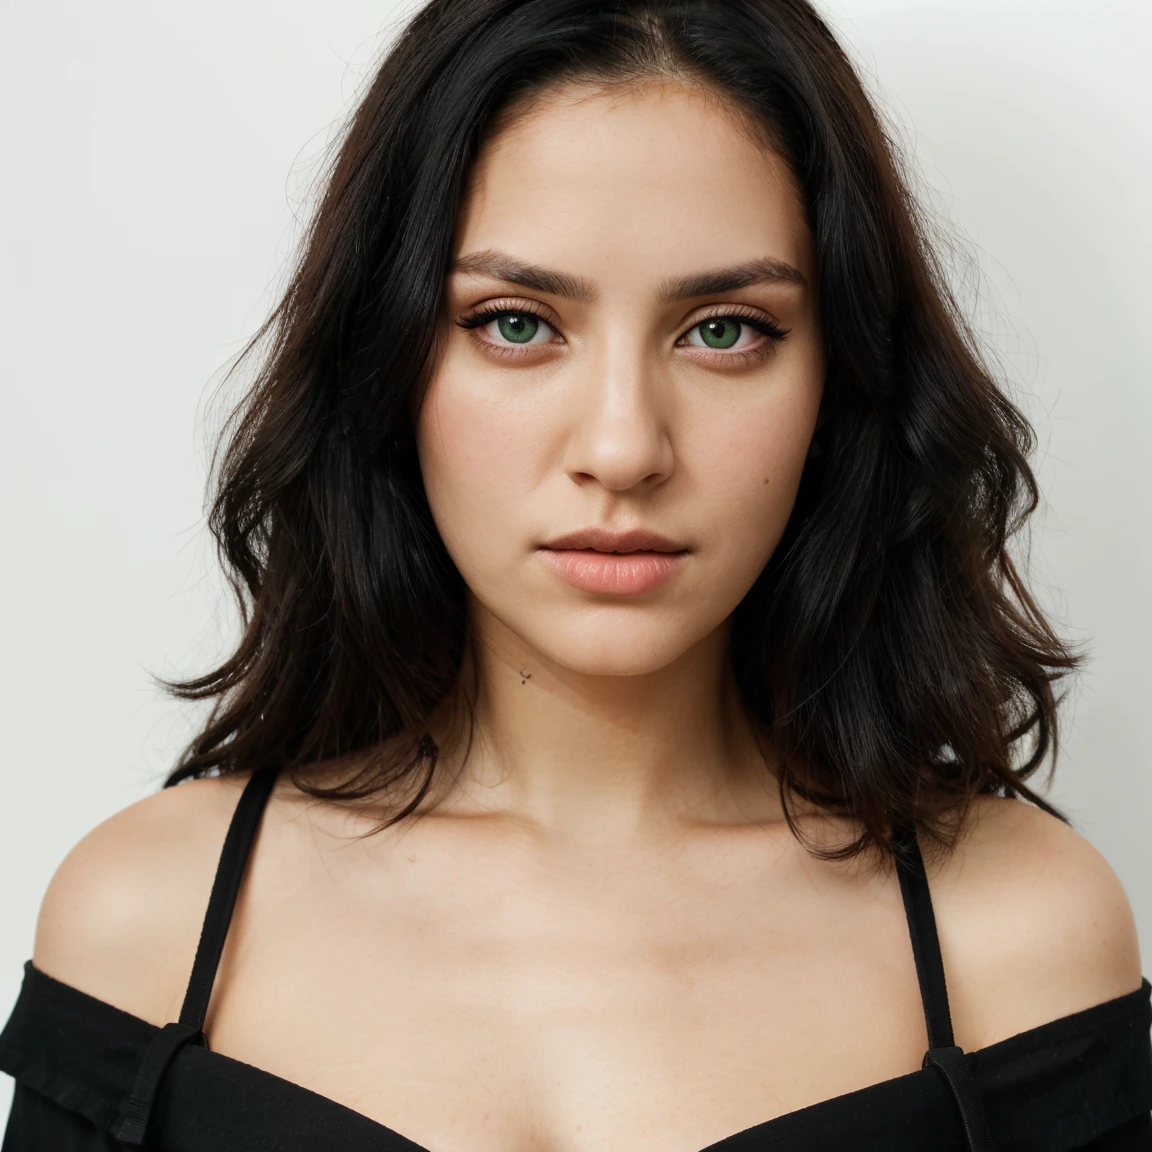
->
[537,527,688,595]
[540,527,686,554]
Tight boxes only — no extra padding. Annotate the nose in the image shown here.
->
[561,333,674,494]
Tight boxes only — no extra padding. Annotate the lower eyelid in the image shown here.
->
[678,339,774,366]
[686,348,769,361]
[469,332,556,358]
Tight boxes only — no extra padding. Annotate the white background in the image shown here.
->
[1,0,1149,1117]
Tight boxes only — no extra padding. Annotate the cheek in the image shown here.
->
[687,383,818,578]
[415,361,549,573]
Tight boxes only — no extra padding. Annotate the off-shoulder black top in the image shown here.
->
[2,765,1150,1151]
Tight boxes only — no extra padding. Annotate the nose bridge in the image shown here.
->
[564,319,673,492]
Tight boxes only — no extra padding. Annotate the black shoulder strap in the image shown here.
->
[892,822,954,1049]
[178,764,280,1031]
[892,823,997,1152]
[113,765,280,1146]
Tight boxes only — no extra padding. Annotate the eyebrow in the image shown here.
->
[450,250,596,303]
[449,250,807,304]
[657,256,808,301]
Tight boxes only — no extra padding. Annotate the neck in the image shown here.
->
[431,601,783,842]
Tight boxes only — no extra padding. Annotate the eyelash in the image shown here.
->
[456,303,791,362]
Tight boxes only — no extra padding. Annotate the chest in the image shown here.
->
[203,830,929,1152]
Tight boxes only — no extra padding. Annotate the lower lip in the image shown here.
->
[538,549,686,595]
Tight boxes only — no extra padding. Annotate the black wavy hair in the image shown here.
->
[167,0,1078,859]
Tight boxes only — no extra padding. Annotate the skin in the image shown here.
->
[33,81,1142,1152]
[415,78,823,838]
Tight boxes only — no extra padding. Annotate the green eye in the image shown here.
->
[697,319,741,349]
[496,313,539,344]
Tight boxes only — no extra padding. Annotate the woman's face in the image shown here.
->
[417,80,825,678]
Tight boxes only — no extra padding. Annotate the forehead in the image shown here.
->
[454,80,814,285]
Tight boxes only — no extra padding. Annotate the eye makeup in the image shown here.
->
[455,296,791,368]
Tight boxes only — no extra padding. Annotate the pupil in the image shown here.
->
[498,314,538,344]
[702,319,740,349]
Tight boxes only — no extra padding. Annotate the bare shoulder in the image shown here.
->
[926,796,1143,1050]
[33,774,253,1026]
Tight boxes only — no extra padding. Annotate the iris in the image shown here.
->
[698,318,741,349]
[497,314,539,343]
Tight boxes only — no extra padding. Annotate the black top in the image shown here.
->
[2,765,1151,1151]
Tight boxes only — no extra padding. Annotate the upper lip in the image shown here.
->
[540,527,688,553]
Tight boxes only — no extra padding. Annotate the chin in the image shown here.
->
[521,610,724,679]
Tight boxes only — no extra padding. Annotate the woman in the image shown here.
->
[1,0,1148,1148]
